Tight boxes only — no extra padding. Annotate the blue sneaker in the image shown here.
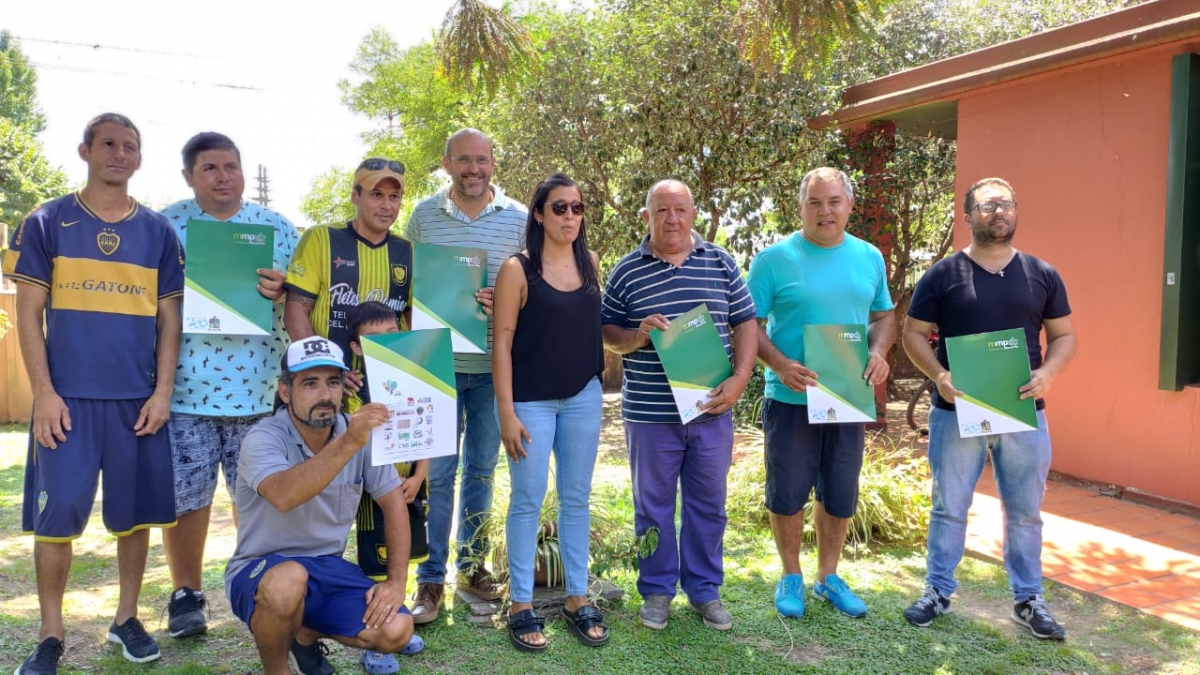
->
[813,574,867,618]
[774,574,805,618]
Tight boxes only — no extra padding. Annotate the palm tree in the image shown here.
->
[434,0,888,93]
[434,0,535,97]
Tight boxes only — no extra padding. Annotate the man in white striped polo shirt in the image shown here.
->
[403,129,527,622]
[602,180,759,632]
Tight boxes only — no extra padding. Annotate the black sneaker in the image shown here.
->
[904,586,951,627]
[107,617,161,663]
[289,639,335,675]
[167,586,208,638]
[1012,595,1066,639]
[15,636,63,675]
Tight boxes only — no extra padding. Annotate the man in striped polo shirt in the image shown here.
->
[403,129,527,622]
[601,179,759,632]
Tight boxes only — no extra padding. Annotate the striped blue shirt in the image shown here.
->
[404,185,527,374]
[162,199,300,416]
[601,234,757,424]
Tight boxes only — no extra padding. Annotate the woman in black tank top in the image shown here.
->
[492,174,608,651]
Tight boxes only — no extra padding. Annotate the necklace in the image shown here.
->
[967,248,1017,277]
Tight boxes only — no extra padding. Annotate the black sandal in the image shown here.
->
[508,609,548,653]
[563,605,610,647]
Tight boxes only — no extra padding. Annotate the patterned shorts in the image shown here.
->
[167,412,267,516]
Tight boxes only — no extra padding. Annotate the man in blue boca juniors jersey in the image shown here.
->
[159,132,299,640]
[2,113,184,673]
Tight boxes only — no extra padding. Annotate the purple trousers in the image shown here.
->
[625,415,733,603]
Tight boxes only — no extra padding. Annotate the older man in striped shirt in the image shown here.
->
[602,179,758,632]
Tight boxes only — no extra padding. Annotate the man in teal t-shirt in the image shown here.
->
[746,167,895,620]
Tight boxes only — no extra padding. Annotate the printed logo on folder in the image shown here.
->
[803,324,876,424]
[362,329,458,465]
[650,305,732,423]
[182,220,274,336]
[945,328,1038,438]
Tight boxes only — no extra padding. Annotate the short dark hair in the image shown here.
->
[182,132,240,172]
[963,177,1016,214]
[349,301,401,340]
[83,113,140,150]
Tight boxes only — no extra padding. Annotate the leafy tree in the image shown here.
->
[0,32,66,234]
[0,119,68,229]
[491,0,830,264]
[338,29,494,199]
[299,167,355,226]
[0,30,45,133]
[433,0,894,92]
[435,0,536,96]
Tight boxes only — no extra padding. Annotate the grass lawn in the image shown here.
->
[0,398,1197,674]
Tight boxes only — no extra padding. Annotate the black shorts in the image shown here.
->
[762,399,865,518]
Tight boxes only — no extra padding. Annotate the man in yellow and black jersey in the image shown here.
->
[283,157,413,383]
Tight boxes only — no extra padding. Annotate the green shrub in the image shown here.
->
[725,434,931,547]
[731,361,766,428]
[0,308,9,343]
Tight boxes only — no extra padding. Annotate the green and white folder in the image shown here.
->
[803,324,876,424]
[410,244,488,354]
[183,220,273,336]
[945,328,1038,437]
[362,328,458,465]
[650,304,732,423]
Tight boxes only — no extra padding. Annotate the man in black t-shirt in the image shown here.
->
[901,177,1076,640]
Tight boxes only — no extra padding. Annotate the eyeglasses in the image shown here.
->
[357,158,405,175]
[973,200,1017,214]
[450,155,492,167]
[548,200,585,216]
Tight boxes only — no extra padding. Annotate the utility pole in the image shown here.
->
[254,164,271,207]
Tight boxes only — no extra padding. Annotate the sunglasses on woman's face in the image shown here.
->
[548,200,585,216]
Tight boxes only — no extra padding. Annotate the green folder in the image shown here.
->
[945,328,1038,437]
[650,304,732,423]
[182,220,273,335]
[361,328,457,465]
[803,324,876,424]
[410,243,488,354]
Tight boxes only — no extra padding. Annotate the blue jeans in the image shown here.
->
[417,372,503,584]
[925,407,1052,600]
[505,377,602,602]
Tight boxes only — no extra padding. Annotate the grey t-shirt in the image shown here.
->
[224,408,401,593]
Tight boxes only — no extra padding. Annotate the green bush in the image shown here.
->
[0,308,9,343]
[731,361,766,428]
[725,434,931,547]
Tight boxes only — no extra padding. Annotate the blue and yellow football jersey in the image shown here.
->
[2,192,185,399]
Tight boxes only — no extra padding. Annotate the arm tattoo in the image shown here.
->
[287,289,316,308]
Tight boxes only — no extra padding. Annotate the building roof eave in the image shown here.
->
[824,0,1200,135]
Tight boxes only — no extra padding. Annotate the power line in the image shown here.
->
[6,33,343,72]
[11,35,221,59]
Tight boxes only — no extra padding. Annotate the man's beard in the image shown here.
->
[976,219,1015,245]
[293,403,337,429]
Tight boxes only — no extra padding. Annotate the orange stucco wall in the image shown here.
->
[955,45,1200,507]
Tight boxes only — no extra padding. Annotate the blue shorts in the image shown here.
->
[228,554,410,639]
[167,412,267,516]
[762,399,865,518]
[23,398,176,540]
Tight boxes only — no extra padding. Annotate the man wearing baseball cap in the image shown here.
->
[225,336,421,674]
[284,157,412,361]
